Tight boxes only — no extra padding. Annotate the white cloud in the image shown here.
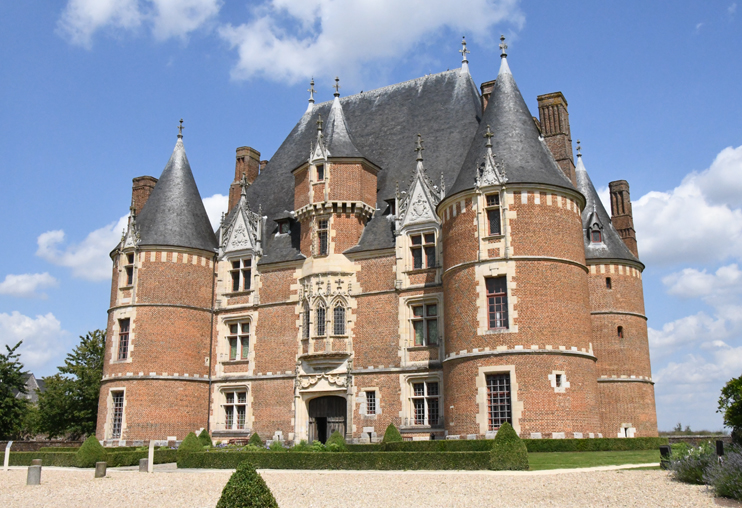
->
[0,312,68,373]
[0,273,59,299]
[633,145,742,266]
[202,193,228,230]
[663,264,742,299]
[649,311,728,359]
[57,0,221,47]
[729,3,737,16]
[219,0,524,84]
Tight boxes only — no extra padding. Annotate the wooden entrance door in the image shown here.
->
[308,396,346,443]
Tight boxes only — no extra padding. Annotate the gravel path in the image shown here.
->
[0,467,718,507]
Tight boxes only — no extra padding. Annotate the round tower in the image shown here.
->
[96,129,218,443]
[438,45,599,439]
[575,153,657,437]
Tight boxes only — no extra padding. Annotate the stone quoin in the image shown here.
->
[96,38,657,445]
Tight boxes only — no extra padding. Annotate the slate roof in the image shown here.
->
[244,69,483,263]
[449,56,575,197]
[137,137,219,253]
[323,97,365,159]
[575,154,642,265]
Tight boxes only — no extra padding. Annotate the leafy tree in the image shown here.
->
[719,374,742,444]
[36,330,105,439]
[0,341,30,439]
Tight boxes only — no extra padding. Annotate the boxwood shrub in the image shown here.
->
[76,436,108,468]
[10,452,78,467]
[490,422,529,470]
[198,429,213,448]
[216,461,279,508]
[381,424,403,444]
[249,433,263,446]
[178,451,491,470]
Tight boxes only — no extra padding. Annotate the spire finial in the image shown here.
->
[308,78,316,104]
[459,36,470,63]
[499,35,508,58]
[576,139,582,157]
[240,172,249,196]
[177,118,184,139]
[415,134,424,162]
[316,113,323,133]
[484,124,494,149]
[333,77,340,97]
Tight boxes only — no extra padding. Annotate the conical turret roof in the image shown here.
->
[449,53,575,196]
[323,95,364,158]
[136,136,218,252]
[575,153,641,265]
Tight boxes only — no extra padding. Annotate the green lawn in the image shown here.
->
[528,450,660,470]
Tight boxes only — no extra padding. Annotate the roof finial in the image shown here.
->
[415,134,424,162]
[240,172,249,196]
[576,139,582,157]
[333,77,340,97]
[177,118,184,139]
[499,35,508,58]
[316,113,323,133]
[308,78,316,104]
[484,124,494,149]
[459,36,470,63]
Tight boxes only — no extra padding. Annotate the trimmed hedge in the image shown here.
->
[249,433,263,446]
[490,422,528,470]
[198,429,213,448]
[178,451,492,470]
[382,424,403,444]
[39,447,81,452]
[216,461,279,508]
[372,437,667,453]
[76,436,107,467]
[9,449,177,468]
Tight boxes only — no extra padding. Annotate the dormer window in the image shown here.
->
[124,253,135,286]
[410,232,436,269]
[278,221,290,234]
[590,230,602,243]
[316,163,325,182]
[230,258,252,292]
[485,193,502,236]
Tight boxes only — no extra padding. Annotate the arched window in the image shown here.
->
[303,302,310,339]
[333,304,346,335]
[316,302,326,336]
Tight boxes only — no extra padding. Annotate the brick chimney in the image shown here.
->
[480,79,496,111]
[131,176,158,215]
[228,146,261,211]
[537,92,575,185]
[609,180,639,258]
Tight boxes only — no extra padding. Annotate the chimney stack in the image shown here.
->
[480,79,496,111]
[131,176,158,215]
[537,92,575,185]
[228,146,261,211]
[609,180,639,258]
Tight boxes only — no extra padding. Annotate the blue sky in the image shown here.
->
[1,0,740,432]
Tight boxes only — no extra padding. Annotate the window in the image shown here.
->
[410,232,436,269]
[486,374,512,430]
[410,381,440,426]
[606,277,612,290]
[590,229,602,243]
[411,303,438,346]
[486,277,509,330]
[278,221,290,234]
[117,318,130,360]
[333,303,346,335]
[223,390,247,430]
[316,302,326,336]
[124,253,134,286]
[227,322,250,361]
[111,391,124,439]
[366,391,376,415]
[485,193,502,236]
[617,326,624,339]
[316,163,325,182]
[555,374,563,388]
[317,219,329,256]
[303,303,310,339]
[230,258,252,292]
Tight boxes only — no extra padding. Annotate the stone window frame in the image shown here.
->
[228,256,253,293]
[548,370,570,394]
[111,312,134,364]
[483,192,503,238]
[117,318,130,361]
[409,301,439,347]
[409,230,437,270]
[315,216,330,256]
[330,296,348,337]
[401,294,444,350]
[315,162,325,182]
[485,276,509,330]
[122,251,135,287]
[401,374,443,428]
[476,365,523,436]
[358,387,381,417]
[105,387,127,440]
[221,315,253,364]
[218,384,251,432]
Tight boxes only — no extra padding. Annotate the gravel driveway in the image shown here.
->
[0,466,719,507]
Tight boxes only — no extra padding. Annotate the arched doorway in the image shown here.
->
[308,396,346,443]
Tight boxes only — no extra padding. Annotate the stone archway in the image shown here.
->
[308,395,346,443]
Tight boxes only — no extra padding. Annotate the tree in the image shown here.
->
[36,329,105,439]
[719,374,742,444]
[0,341,30,439]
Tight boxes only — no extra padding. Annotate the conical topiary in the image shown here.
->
[489,422,529,470]
[382,423,403,443]
[216,461,279,508]
[198,429,212,448]
[325,430,347,451]
[249,432,263,447]
[76,435,107,468]
[177,431,203,461]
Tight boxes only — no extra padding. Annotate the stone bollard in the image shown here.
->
[95,462,107,478]
[27,465,41,485]
[31,459,42,466]
[3,441,12,472]
[139,458,148,472]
